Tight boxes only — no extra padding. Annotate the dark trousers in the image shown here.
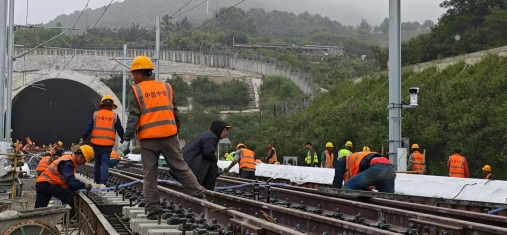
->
[195,159,218,190]
[239,169,256,180]
[109,159,119,168]
[35,182,76,219]
[93,146,112,184]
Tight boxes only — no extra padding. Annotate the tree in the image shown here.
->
[358,19,372,32]
[422,20,434,29]
[176,17,192,31]
[379,18,389,35]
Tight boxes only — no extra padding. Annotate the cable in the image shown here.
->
[169,0,195,19]
[180,0,208,15]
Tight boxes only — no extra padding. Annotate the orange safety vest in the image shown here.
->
[411,151,424,172]
[35,156,51,171]
[239,149,256,170]
[448,154,465,178]
[132,81,178,140]
[36,155,77,188]
[268,147,278,164]
[344,152,372,181]
[111,151,121,160]
[325,150,334,168]
[485,174,491,180]
[90,109,117,146]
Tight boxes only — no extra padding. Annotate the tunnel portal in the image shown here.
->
[12,79,101,148]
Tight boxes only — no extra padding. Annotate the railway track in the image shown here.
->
[83,164,507,235]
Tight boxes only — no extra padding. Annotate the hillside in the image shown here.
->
[225,54,507,178]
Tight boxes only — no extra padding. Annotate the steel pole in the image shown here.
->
[0,0,8,139]
[5,0,14,142]
[122,44,127,127]
[155,16,160,81]
[388,0,402,170]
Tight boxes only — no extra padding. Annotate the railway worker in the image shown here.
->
[123,55,206,220]
[362,146,371,152]
[80,95,125,185]
[173,121,232,190]
[320,142,335,168]
[266,143,278,164]
[407,144,424,173]
[36,152,52,176]
[304,142,319,167]
[482,165,493,179]
[337,141,353,159]
[332,151,396,193]
[109,150,121,168]
[224,143,256,179]
[35,145,94,221]
[447,149,470,178]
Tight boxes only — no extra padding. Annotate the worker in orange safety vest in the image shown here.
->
[408,144,424,173]
[224,143,256,180]
[80,95,125,185]
[447,149,470,178]
[482,165,493,180]
[332,151,396,193]
[320,142,335,168]
[266,143,278,164]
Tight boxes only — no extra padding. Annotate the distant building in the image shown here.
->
[233,44,344,56]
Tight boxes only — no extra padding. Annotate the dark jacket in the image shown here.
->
[332,152,382,188]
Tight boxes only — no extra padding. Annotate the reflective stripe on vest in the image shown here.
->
[338,149,351,159]
[35,156,51,171]
[486,174,491,180]
[132,81,178,140]
[306,150,318,164]
[325,151,334,168]
[449,154,465,178]
[411,152,424,171]
[268,147,277,164]
[239,149,256,170]
[90,109,117,146]
[36,155,77,188]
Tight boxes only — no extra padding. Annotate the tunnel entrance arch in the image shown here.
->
[11,74,123,149]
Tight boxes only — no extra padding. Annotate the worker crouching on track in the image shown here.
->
[80,95,125,185]
[224,143,256,180]
[35,145,94,221]
[332,151,396,193]
[174,121,232,190]
[123,56,206,220]
[36,144,64,176]
[109,150,121,168]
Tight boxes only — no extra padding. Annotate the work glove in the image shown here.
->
[78,138,85,146]
[85,184,93,192]
[122,140,131,155]
[223,168,229,173]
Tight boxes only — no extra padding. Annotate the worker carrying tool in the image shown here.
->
[266,143,278,164]
[332,151,396,193]
[173,121,232,190]
[80,95,125,185]
[35,145,94,222]
[320,142,335,168]
[447,149,470,178]
[123,55,206,220]
[408,144,424,173]
[482,165,493,179]
[224,143,256,179]
[338,141,353,159]
[304,142,318,167]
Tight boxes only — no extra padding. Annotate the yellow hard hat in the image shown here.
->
[79,145,94,162]
[129,56,154,72]
[274,161,280,165]
[345,141,353,147]
[411,144,419,149]
[363,146,371,152]
[224,153,229,157]
[236,143,246,150]
[325,142,334,148]
[482,165,491,172]
[100,95,118,109]
[57,141,63,147]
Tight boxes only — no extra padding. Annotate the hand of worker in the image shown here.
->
[122,140,131,155]
[223,167,229,173]
[78,138,85,146]
[85,184,93,192]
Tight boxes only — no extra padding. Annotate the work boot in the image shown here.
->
[146,210,162,220]
[194,193,207,201]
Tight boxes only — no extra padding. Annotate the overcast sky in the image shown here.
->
[14,0,446,26]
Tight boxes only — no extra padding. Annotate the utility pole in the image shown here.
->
[0,0,8,139]
[122,44,127,126]
[5,0,14,142]
[207,0,209,14]
[155,16,160,81]
[388,0,402,170]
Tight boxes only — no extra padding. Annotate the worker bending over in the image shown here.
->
[408,144,424,173]
[447,149,469,178]
[123,56,205,220]
[81,95,125,185]
[224,143,256,179]
[320,142,334,168]
[35,145,94,220]
[36,144,64,175]
[332,151,396,193]
[482,165,493,179]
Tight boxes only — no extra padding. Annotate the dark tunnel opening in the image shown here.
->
[12,79,102,148]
